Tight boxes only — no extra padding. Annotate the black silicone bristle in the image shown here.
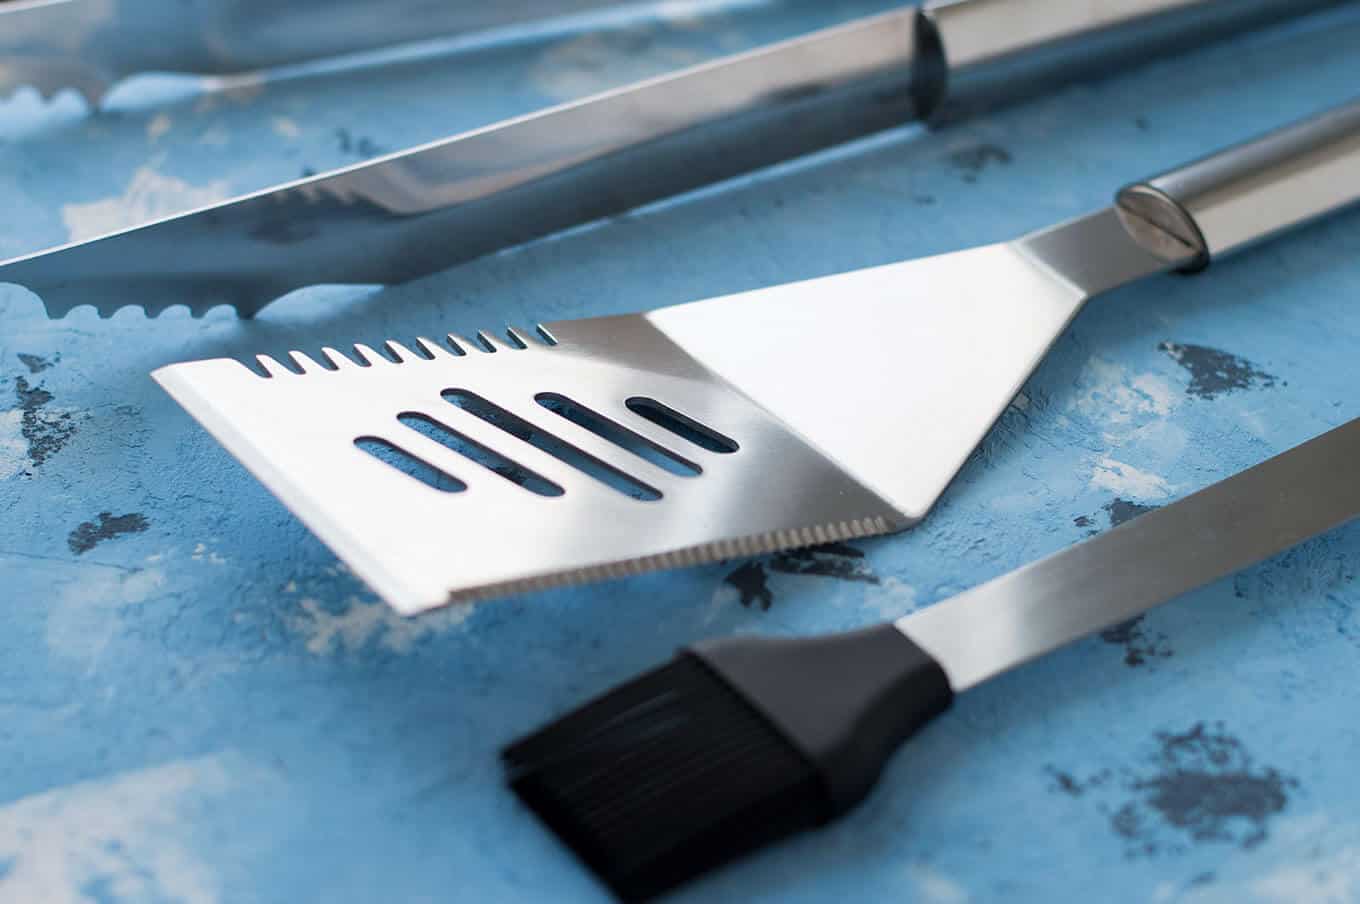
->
[502,654,822,901]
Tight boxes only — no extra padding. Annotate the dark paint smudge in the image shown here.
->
[17,353,56,373]
[1073,515,1093,528]
[725,561,772,610]
[1112,723,1295,853]
[14,377,76,469]
[1099,615,1171,667]
[1160,342,1278,400]
[1105,498,1157,528]
[949,143,1012,182]
[724,543,879,610]
[1046,766,1111,798]
[68,512,150,554]
[335,128,387,159]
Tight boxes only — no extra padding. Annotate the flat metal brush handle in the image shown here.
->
[1118,97,1360,268]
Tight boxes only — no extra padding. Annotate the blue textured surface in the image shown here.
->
[2,2,1359,902]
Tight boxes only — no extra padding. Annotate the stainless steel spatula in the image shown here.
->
[153,98,1360,615]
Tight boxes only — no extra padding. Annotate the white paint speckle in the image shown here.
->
[0,755,237,904]
[146,113,172,142]
[0,409,26,480]
[1090,457,1173,499]
[1069,357,1179,437]
[46,567,167,665]
[907,863,970,903]
[289,596,475,656]
[270,116,301,139]
[1130,373,1177,416]
[62,167,231,241]
[197,126,230,147]
[868,576,918,620]
[191,542,225,566]
[1253,851,1360,903]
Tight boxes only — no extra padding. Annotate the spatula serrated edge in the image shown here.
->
[440,514,900,608]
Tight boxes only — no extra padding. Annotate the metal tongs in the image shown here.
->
[0,0,636,104]
[0,0,1346,318]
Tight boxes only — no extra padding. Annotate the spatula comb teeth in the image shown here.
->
[245,325,556,378]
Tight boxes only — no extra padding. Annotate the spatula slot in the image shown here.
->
[625,398,739,454]
[398,412,564,497]
[442,389,662,501]
[535,393,701,478]
[354,437,467,493]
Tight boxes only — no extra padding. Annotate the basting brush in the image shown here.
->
[503,417,1360,901]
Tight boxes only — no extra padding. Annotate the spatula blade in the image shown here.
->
[646,208,1171,519]
[153,321,903,614]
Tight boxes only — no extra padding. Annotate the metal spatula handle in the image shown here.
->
[1118,97,1360,269]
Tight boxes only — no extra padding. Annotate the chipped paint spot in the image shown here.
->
[0,755,236,904]
[1105,498,1158,528]
[289,597,475,656]
[62,167,230,241]
[68,512,149,554]
[1160,343,1278,400]
[1099,614,1171,667]
[1091,458,1173,499]
[17,353,55,374]
[1113,723,1295,854]
[949,143,1012,183]
[12,377,77,471]
[723,543,879,610]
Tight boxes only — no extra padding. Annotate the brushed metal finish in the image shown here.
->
[4,0,1341,319]
[1118,97,1360,265]
[0,0,634,104]
[901,418,1360,692]
[152,320,903,615]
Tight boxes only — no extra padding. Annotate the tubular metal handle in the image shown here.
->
[1117,98,1360,269]
[915,0,1344,115]
[925,0,1214,68]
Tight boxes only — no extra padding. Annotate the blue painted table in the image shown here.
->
[2,2,1359,901]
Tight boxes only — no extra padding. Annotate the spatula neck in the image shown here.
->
[1013,206,1183,299]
